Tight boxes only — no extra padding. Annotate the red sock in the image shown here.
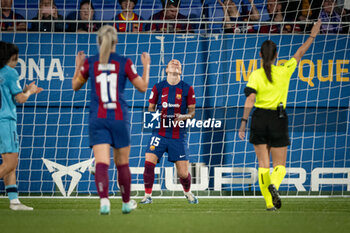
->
[95,163,109,199]
[180,173,191,193]
[143,161,156,194]
[117,163,131,203]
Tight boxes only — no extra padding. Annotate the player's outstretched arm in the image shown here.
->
[15,81,43,104]
[72,51,87,91]
[293,19,321,63]
[131,52,150,93]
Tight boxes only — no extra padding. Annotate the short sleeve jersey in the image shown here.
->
[149,80,196,139]
[0,66,22,121]
[80,52,139,121]
[246,58,297,109]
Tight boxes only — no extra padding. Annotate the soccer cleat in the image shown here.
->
[139,196,152,204]
[266,206,277,211]
[100,205,110,215]
[100,198,110,215]
[10,203,34,211]
[185,192,199,204]
[122,200,137,214]
[268,184,282,209]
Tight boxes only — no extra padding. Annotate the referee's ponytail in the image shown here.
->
[261,40,277,83]
[97,25,118,65]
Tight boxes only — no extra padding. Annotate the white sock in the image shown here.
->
[184,191,192,196]
[100,198,110,207]
[145,193,152,198]
[10,199,20,204]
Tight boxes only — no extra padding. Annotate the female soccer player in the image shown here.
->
[72,25,150,215]
[140,59,198,204]
[0,41,43,210]
[238,20,321,210]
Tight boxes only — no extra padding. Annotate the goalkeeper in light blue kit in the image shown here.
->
[0,41,43,210]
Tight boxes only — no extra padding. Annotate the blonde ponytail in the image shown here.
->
[97,25,118,65]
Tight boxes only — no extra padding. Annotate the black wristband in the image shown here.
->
[241,118,248,123]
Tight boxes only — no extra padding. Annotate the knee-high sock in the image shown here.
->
[258,168,273,208]
[180,173,191,193]
[143,161,155,195]
[117,164,131,203]
[95,163,109,199]
[270,165,286,190]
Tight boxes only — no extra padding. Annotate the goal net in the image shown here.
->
[0,0,349,197]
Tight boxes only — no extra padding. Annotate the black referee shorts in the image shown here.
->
[249,108,290,147]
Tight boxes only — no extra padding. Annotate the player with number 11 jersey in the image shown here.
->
[72,25,150,215]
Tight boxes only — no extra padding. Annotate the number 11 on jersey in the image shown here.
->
[96,73,118,109]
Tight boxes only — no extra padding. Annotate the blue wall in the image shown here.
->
[0,33,349,195]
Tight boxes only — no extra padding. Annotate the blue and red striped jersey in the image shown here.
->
[80,52,139,121]
[149,80,196,139]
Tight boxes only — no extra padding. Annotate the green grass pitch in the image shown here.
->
[0,198,349,233]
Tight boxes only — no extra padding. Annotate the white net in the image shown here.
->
[0,0,349,197]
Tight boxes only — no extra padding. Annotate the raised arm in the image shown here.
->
[72,51,87,91]
[218,0,240,29]
[248,0,260,21]
[131,52,151,93]
[293,19,321,63]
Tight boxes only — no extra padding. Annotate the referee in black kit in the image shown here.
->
[238,20,321,211]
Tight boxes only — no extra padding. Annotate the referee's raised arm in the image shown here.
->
[293,19,321,63]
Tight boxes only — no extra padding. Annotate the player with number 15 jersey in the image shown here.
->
[141,59,198,205]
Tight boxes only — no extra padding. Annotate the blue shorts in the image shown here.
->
[145,135,189,163]
[89,118,130,149]
[0,120,19,154]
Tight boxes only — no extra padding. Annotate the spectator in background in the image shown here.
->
[260,0,300,33]
[114,0,143,32]
[285,0,312,33]
[284,0,312,21]
[147,0,192,33]
[320,0,342,33]
[66,0,101,32]
[0,0,26,31]
[31,0,64,32]
[341,0,350,33]
[218,0,260,33]
[299,0,312,21]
